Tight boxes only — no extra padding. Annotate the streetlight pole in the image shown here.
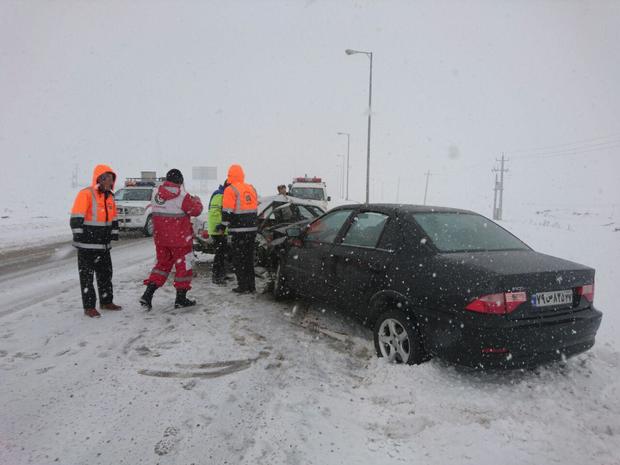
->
[336,154,345,198]
[337,131,350,200]
[345,48,373,204]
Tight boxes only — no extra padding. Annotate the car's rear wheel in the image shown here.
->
[143,215,153,237]
[273,261,293,300]
[373,309,429,365]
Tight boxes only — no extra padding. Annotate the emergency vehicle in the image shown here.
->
[115,175,164,236]
[287,176,330,211]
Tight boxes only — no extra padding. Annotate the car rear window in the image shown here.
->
[289,187,325,200]
[412,212,529,252]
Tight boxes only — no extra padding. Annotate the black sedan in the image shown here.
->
[274,204,602,369]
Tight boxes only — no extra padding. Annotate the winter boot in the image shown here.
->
[232,287,252,294]
[101,303,123,311]
[84,308,101,318]
[140,283,158,310]
[174,289,196,308]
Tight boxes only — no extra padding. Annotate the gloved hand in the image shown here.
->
[215,224,226,233]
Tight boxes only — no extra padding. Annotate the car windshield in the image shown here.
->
[412,212,530,252]
[289,187,325,201]
[115,188,152,201]
[296,204,323,219]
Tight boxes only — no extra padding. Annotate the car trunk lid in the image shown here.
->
[442,250,595,319]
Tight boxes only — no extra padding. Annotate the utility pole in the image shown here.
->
[492,172,499,220]
[336,154,345,198]
[423,170,431,205]
[337,132,351,200]
[492,153,509,220]
[396,177,401,203]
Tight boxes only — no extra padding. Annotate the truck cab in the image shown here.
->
[288,177,330,211]
[115,177,164,236]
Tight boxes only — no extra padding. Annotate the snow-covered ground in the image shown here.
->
[0,192,72,251]
[1,211,619,465]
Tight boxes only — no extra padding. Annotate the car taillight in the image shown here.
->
[201,230,209,239]
[465,291,527,314]
[577,284,594,303]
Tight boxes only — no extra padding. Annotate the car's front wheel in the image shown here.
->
[373,309,429,365]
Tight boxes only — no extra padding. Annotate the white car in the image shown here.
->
[288,177,331,211]
[115,185,156,236]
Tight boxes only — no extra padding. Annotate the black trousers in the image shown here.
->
[77,248,113,309]
[231,232,256,291]
[212,235,228,281]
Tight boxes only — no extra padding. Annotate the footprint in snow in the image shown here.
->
[154,426,181,456]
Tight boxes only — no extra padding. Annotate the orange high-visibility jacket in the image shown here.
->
[70,164,119,249]
[221,164,258,233]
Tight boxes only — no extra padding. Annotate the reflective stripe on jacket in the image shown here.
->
[207,186,226,236]
[151,181,203,247]
[70,164,118,249]
[221,164,258,233]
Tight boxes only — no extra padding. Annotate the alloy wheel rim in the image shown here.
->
[378,318,410,363]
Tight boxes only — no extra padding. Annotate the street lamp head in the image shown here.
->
[345,49,357,55]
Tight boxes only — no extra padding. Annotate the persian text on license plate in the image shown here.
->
[531,289,573,307]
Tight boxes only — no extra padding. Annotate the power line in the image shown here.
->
[511,140,620,160]
[507,133,620,155]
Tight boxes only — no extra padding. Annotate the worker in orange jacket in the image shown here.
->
[219,164,258,293]
[70,164,122,318]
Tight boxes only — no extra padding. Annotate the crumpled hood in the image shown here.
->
[91,164,116,189]
[157,181,182,201]
[227,164,245,184]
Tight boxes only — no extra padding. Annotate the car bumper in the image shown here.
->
[118,216,147,229]
[428,307,603,369]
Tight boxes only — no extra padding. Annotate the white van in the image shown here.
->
[115,178,163,236]
[288,177,330,211]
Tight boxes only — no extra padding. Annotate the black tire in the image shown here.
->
[143,215,153,237]
[373,309,429,365]
[273,261,293,301]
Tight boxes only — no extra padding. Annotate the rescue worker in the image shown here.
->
[70,164,122,318]
[208,181,229,285]
[140,169,203,310]
[219,164,258,293]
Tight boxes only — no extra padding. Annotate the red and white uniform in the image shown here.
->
[144,182,203,290]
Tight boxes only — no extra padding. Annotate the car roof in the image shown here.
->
[329,203,475,215]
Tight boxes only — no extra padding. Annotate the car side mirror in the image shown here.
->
[286,227,302,238]
[327,196,331,201]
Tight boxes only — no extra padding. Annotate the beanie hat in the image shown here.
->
[166,169,184,185]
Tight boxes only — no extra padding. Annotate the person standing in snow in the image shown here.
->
[140,169,203,309]
[207,181,229,285]
[70,164,122,318]
[219,164,258,294]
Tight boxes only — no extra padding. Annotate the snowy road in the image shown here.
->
[1,227,620,465]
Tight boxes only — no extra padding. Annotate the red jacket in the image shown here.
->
[151,181,203,247]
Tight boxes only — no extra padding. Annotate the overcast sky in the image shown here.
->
[1,0,619,218]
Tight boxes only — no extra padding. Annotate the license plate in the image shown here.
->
[531,289,573,307]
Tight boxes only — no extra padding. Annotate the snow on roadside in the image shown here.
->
[0,215,70,251]
[1,191,73,251]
